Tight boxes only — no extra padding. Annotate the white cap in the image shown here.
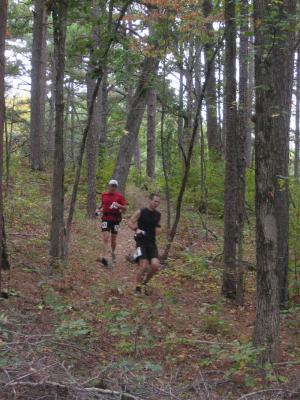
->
[109,179,118,186]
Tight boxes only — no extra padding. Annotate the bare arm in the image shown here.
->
[128,210,141,231]
[118,204,128,212]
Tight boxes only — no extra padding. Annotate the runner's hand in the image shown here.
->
[135,229,145,236]
[95,209,102,218]
[110,202,120,209]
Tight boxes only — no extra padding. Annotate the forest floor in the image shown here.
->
[0,161,300,399]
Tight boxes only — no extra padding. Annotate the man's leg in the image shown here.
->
[101,230,110,266]
[136,258,150,290]
[144,258,160,284]
[111,233,117,264]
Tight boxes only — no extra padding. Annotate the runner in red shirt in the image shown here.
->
[96,180,128,267]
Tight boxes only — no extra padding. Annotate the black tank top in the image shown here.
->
[137,208,161,243]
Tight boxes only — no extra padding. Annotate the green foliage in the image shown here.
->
[201,315,233,337]
[55,319,91,339]
[229,342,261,371]
[172,251,209,280]
[40,288,73,314]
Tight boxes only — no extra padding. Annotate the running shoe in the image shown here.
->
[101,257,109,267]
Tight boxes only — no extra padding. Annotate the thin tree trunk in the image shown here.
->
[86,76,102,218]
[253,0,296,362]
[113,56,159,194]
[146,89,156,178]
[217,47,224,147]
[134,140,141,171]
[160,55,171,233]
[30,0,48,170]
[0,0,10,271]
[295,45,300,179]
[47,54,55,160]
[246,12,255,168]
[185,45,194,150]
[69,81,75,167]
[86,3,102,218]
[236,0,250,305]
[222,0,238,299]
[203,0,221,157]
[49,0,68,268]
[99,68,108,149]
[5,97,15,187]
[64,81,71,158]
[178,43,184,152]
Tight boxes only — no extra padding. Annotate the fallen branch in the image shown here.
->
[6,380,144,400]
[237,388,299,400]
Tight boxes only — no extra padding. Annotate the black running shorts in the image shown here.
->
[136,241,159,262]
[101,220,119,235]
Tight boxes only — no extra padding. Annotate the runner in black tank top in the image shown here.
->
[128,193,161,295]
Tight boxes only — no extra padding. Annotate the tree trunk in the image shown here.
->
[146,89,156,178]
[49,0,68,267]
[0,0,10,271]
[30,0,48,170]
[295,45,300,179]
[134,140,141,171]
[236,0,250,305]
[69,80,75,167]
[202,0,221,157]
[113,56,159,194]
[185,45,194,150]
[86,3,103,218]
[246,14,255,167]
[178,43,184,152]
[222,0,238,299]
[253,0,296,361]
[86,77,102,218]
[217,47,223,148]
[47,54,55,160]
[99,68,108,150]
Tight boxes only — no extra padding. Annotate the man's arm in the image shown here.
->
[95,195,103,218]
[117,203,128,212]
[128,210,141,232]
[115,195,128,212]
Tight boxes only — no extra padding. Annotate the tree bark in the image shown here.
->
[86,2,103,218]
[99,68,108,150]
[236,0,250,305]
[177,43,184,152]
[30,0,48,170]
[222,0,238,299]
[146,89,156,178]
[113,56,159,194]
[0,0,10,271]
[49,0,68,266]
[217,46,223,147]
[246,14,255,167]
[47,54,55,160]
[134,140,141,171]
[295,45,300,179]
[86,75,101,218]
[69,80,75,166]
[202,0,221,157]
[253,0,296,361]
